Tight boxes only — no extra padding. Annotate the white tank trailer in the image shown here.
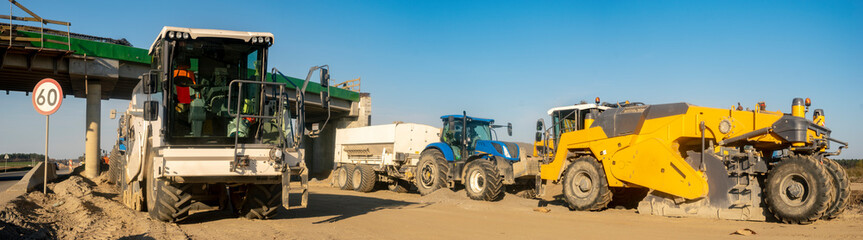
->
[333,123,440,192]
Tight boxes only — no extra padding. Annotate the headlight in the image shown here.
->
[183,32,190,39]
[251,37,258,43]
[168,31,175,39]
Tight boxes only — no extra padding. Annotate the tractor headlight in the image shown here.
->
[251,37,259,43]
[183,32,190,39]
[168,31,175,39]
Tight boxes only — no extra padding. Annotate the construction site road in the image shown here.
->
[0,170,28,192]
[175,181,863,240]
[2,176,861,239]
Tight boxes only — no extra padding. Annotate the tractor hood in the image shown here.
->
[474,140,520,161]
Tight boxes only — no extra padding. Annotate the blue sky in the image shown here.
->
[0,0,861,159]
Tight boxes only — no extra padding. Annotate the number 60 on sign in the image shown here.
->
[32,78,63,115]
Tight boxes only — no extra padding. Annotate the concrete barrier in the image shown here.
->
[0,162,58,205]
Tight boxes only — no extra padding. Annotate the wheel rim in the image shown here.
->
[571,170,593,198]
[420,161,435,188]
[468,168,485,193]
[352,168,362,189]
[779,173,810,207]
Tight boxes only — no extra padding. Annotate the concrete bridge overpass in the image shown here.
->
[0,1,368,177]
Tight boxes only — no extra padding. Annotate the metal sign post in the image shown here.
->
[32,78,63,194]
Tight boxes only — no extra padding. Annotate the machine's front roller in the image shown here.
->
[562,156,612,211]
[464,159,505,201]
[765,155,835,224]
[415,149,449,196]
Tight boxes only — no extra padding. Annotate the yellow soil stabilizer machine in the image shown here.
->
[534,98,849,224]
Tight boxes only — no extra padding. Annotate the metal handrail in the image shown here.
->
[1,0,71,50]
[227,79,287,171]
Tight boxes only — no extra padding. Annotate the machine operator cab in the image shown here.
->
[439,114,516,162]
[534,98,642,160]
[144,27,276,146]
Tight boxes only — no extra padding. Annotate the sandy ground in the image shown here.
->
[1,176,862,240]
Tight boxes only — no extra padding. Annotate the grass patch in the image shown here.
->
[0,161,36,168]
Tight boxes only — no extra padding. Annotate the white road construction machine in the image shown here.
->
[110,27,333,222]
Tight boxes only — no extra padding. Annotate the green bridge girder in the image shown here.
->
[19,30,360,102]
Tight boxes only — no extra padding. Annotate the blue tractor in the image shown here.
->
[415,112,539,201]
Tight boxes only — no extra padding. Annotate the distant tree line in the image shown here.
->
[835,159,863,168]
[0,153,45,161]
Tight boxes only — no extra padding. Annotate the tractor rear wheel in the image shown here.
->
[464,159,505,201]
[562,156,612,211]
[239,184,282,219]
[765,155,834,224]
[352,165,377,193]
[821,157,850,220]
[336,165,354,190]
[415,149,449,196]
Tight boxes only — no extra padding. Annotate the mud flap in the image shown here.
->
[636,152,766,221]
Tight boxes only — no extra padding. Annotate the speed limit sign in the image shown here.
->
[32,78,63,115]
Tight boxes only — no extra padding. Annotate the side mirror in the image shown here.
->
[536,119,544,131]
[143,101,159,121]
[320,68,330,109]
[142,72,158,94]
[535,132,543,142]
[507,123,513,136]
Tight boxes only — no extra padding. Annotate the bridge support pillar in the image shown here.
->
[84,81,101,179]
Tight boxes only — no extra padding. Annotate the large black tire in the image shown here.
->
[147,178,193,222]
[387,179,411,193]
[106,145,123,186]
[765,155,834,224]
[239,184,282,219]
[415,149,449,196]
[821,157,850,220]
[562,156,612,211]
[336,165,354,190]
[352,165,377,193]
[146,156,192,222]
[464,160,505,201]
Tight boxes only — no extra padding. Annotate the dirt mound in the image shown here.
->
[417,188,538,211]
[0,175,188,240]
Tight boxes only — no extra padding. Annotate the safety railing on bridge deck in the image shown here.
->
[334,77,361,92]
[0,0,71,51]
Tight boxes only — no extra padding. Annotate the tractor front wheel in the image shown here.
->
[464,159,505,201]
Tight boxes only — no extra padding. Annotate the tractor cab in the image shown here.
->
[439,114,516,162]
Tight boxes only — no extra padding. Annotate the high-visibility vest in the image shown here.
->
[174,69,196,104]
